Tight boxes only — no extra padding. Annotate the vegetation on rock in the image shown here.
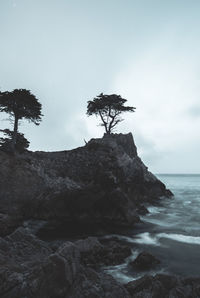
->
[0,89,42,152]
[0,129,30,152]
[87,93,135,134]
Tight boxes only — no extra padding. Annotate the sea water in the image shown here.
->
[104,174,200,283]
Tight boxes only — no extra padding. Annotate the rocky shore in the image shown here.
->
[1,227,200,298]
[2,133,198,297]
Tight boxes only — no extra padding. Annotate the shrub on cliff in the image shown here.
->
[0,129,30,153]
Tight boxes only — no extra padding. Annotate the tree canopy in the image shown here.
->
[87,93,136,134]
[0,89,43,151]
[0,89,42,124]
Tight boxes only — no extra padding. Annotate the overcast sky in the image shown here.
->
[0,0,200,173]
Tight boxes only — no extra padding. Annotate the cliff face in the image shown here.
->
[0,133,172,237]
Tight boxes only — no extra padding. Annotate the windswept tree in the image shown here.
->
[0,89,42,151]
[87,93,136,134]
[0,129,30,153]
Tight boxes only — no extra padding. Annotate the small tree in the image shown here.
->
[87,93,136,134]
[0,89,42,151]
[0,129,30,153]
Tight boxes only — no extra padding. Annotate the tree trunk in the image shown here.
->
[99,111,108,134]
[11,115,18,151]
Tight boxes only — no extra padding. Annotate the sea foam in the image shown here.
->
[157,233,200,245]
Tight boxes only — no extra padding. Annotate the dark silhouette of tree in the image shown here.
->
[0,89,42,151]
[87,93,136,134]
[0,129,30,153]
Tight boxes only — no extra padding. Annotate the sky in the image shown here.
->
[0,0,200,173]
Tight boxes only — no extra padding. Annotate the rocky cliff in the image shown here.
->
[5,133,199,298]
[0,133,172,237]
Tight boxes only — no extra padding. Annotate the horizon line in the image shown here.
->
[156,173,200,175]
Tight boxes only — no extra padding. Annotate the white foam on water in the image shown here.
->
[104,268,140,284]
[107,233,160,246]
[157,233,200,245]
[132,232,160,246]
[112,233,161,246]
[147,206,163,214]
[125,249,139,263]
[103,234,138,244]
[142,218,175,227]
[183,200,192,205]
[102,249,140,283]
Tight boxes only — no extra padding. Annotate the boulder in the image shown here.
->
[130,251,160,271]
[75,236,103,253]
[80,238,132,267]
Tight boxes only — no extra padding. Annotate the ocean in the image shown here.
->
[104,174,200,283]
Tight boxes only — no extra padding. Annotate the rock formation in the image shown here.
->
[3,133,200,298]
[0,133,172,238]
[0,228,130,298]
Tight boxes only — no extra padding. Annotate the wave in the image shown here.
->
[157,233,200,245]
[104,233,160,246]
[104,230,200,248]
[142,217,177,227]
[147,206,164,214]
[131,232,160,246]
[134,232,200,246]
[104,268,140,284]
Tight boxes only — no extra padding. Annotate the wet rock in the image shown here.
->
[0,228,131,298]
[125,275,154,296]
[2,228,200,297]
[80,238,132,267]
[75,236,103,253]
[130,251,160,271]
[69,268,131,298]
[0,213,22,236]
[136,205,149,215]
[125,274,200,298]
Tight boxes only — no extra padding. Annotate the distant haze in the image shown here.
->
[0,0,200,174]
